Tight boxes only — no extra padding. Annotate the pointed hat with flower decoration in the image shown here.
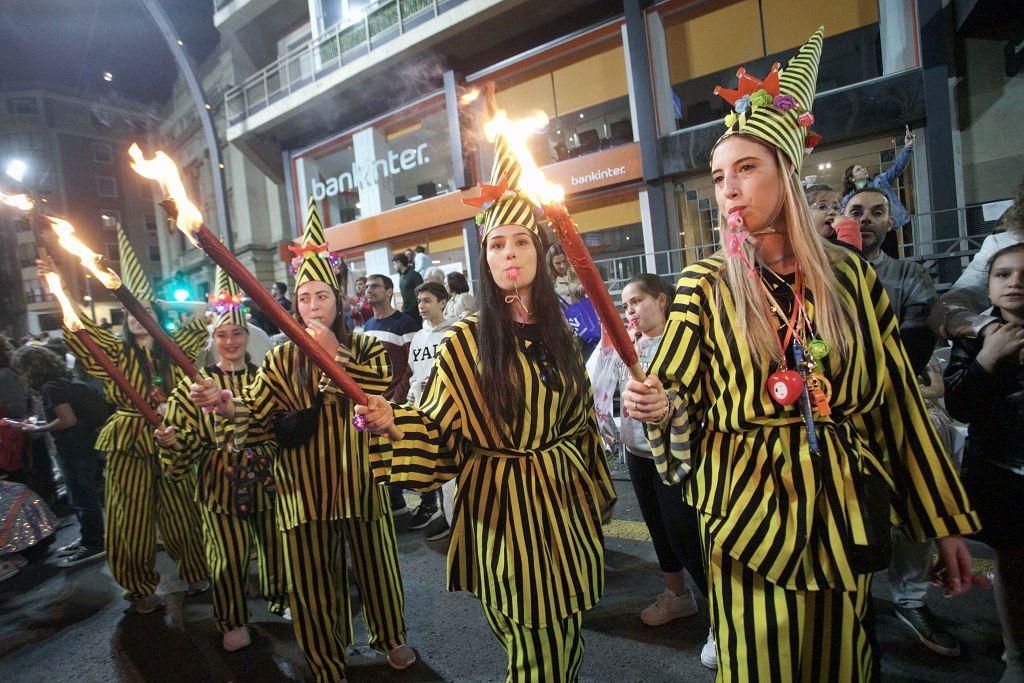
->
[464,132,543,243]
[713,27,824,172]
[116,223,156,301]
[207,264,248,330]
[291,196,340,291]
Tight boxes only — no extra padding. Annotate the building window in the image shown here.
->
[148,245,161,262]
[96,176,118,198]
[7,97,38,115]
[145,215,157,233]
[93,142,113,164]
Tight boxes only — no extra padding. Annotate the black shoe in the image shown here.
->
[56,539,82,557]
[57,545,106,568]
[424,515,450,542]
[894,604,961,657]
[408,505,441,530]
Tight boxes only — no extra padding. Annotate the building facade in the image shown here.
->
[216,0,1022,300]
[0,86,159,336]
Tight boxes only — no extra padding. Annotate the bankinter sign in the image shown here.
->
[310,142,431,200]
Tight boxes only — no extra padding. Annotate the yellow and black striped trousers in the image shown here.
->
[283,514,406,682]
[707,521,878,682]
[482,603,585,683]
[104,452,207,601]
[200,506,288,633]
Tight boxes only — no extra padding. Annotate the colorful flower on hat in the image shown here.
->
[798,112,815,127]
[750,89,773,108]
[804,132,822,150]
[724,111,738,128]
[734,95,751,113]
[773,94,796,111]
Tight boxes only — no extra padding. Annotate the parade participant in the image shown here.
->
[944,243,1024,683]
[356,130,617,681]
[588,274,710,657]
[155,267,288,652]
[43,226,208,613]
[190,201,415,680]
[624,29,983,681]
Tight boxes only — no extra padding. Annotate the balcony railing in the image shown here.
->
[225,0,465,127]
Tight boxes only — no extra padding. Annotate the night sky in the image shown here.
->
[0,0,220,105]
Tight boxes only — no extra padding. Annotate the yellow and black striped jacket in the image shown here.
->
[161,363,277,514]
[370,316,617,629]
[648,251,979,591]
[63,313,207,458]
[235,334,391,530]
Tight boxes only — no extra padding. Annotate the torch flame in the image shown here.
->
[0,191,34,211]
[483,110,565,205]
[47,217,123,289]
[43,272,84,332]
[459,88,480,105]
[127,143,204,244]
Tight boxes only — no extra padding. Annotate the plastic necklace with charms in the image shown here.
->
[759,268,806,407]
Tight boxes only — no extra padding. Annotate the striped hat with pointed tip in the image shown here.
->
[116,224,156,301]
[292,197,340,291]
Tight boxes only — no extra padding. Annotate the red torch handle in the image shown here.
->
[545,203,646,382]
[74,329,162,426]
[194,225,403,440]
[113,286,201,381]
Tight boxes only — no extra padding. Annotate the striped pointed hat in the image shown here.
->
[116,224,155,301]
[713,27,824,172]
[207,266,247,330]
[291,197,339,291]
[465,133,542,243]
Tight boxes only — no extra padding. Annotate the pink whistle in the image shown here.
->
[726,209,745,231]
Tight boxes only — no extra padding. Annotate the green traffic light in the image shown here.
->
[173,288,190,302]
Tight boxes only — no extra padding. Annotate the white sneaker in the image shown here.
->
[132,594,163,614]
[640,588,698,626]
[701,628,718,670]
[282,607,292,621]
[222,626,251,652]
[0,559,20,583]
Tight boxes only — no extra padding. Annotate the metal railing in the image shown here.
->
[224,0,463,126]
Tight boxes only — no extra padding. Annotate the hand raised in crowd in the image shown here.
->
[904,125,914,148]
[622,375,671,423]
[976,322,1024,371]
[306,319,340,358]
[154,425,179,449]
[190,377,235,418]
[933,536,991,598]
[353,395,395,435]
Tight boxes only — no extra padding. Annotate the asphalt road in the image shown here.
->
[0,474,1007,682]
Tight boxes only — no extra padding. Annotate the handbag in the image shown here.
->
[560,296,601,345]
[271,392,324,448]
[846,466,894,574]
[0,407,27,473]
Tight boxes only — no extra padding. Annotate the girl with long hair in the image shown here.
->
[156,269,287,652]
[356,135,616,680]
[41,227,208,614]
[624,30,983,680]
[189,202,415,680]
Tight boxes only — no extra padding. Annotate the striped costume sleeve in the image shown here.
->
[850,262,980,540]
[63,313,123,379]
[646,262,715,485]
[160,374,207,480]
[171,314,210,362]
[322,333,393,398]
[237,350,290,432]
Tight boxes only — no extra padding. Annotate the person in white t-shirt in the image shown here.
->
[413,245,432,279]
[402,281,456,541]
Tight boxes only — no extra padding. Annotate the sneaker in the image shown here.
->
[424,516,451,542]
[894,604,961,657]
[56,539,82,557]
[700,628,718,670]
[640,588,698,626]
[222,626,252,652]
[132,594,163,614]
[57,546,106,568]
[387,644,417,670]
[282,607,292,621]
[390,498,410,517]
[409,505,441,531]
[0,559,20,583]
[186,579,210,596]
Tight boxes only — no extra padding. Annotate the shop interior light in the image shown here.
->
[103,71,113,82]
[6,159,27,182]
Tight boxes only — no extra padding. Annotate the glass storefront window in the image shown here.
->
[290,94,455,232]
[564,190,645,288]
[657,0,883,131]
[478,25,633,165]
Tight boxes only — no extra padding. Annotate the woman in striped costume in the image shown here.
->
[356,132,617,681]
[624,29,984,681]
[190,201,415,681]
[156,268,287,652]
[45,227,208,613]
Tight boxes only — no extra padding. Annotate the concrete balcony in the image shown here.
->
[214,0,278,31]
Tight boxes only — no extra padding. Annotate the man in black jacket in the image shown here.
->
[391,254,423,326]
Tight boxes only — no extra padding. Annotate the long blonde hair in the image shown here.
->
[719,146,857,365]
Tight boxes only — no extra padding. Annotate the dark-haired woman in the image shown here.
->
[841,127,914,230]
[357,140,616,680]
[42,241,208,613]
[190,204,415,680]
[443,270,476,320]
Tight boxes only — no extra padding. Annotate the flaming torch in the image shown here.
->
[46,217,201,381]
[43,272,162,426]
[0,191,34,212]
[128,144,403,440]
[482,93,644,381]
